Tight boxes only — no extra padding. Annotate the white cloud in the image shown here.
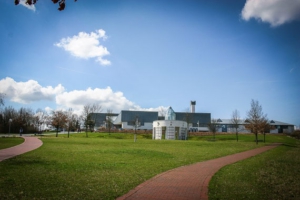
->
[19,0,36,11]
[241,0,300,27]
[0,77,166,115]
[0,77,64,104]
[55,87,137,112]
[55,29,111,66]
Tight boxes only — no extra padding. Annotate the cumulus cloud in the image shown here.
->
[0,77,64,104]
[54,29,111,66]
[19,0,36,11]
[0,77,166,115]
[55,87,138,112]
[241,0,300,27]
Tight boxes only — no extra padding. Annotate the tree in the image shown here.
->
[33,109,48,133]
[245,99,267,144]
[50,110,67,137]
[231,109,240,142]
[0,93,4,107]
[184,108,193,139]
[106,109,114,134]
[81,103,102,137]
[1,106,17,133]
[131,116,141,142]
[15,0,78,11]
[207,118,220,140]
[16,107,34,134]
[66,108,78,138]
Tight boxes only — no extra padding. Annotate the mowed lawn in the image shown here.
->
[0,133,298,199]
[0,137,24,150]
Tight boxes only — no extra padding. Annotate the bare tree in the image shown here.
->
[131,116,141,142]
[245,99,267,144]
[35,109,48,133]
[81,103,102,137]
[0,93,4,107]
[50,110,67,137]
[66,108,78,138]
[106,109,114,134]
[231,109,240,142]
[158,107,167,118]
[1,106,17,133]
[184,108,193,139]
[15,0,78,11]
[207,118,220,140]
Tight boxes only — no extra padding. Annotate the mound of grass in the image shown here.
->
[0,137,24,150]
[209,138,300,199]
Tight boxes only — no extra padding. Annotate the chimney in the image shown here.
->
[190,101,196,113]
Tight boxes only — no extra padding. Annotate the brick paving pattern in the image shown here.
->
[117,143,281,200]
[0,136,43,162]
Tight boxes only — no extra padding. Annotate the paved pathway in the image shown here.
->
[0,136,43,162]
[117,143,281,200]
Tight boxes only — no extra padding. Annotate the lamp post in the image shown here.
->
[9,119,12,136]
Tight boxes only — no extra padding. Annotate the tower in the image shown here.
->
[190,101,196,113]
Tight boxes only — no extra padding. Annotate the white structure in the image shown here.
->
[152,107,188,140]
[190,101,196,113]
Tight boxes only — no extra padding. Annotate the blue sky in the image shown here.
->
[1,0,299,126]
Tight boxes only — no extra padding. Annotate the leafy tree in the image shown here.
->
[50,110,67,137]
[245,99,267,144]
[15,0,78,11]
[207,118,220,140]
[231,109,241,142]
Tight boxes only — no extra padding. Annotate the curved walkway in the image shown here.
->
[117,143,281,200]
[0,136,43,162]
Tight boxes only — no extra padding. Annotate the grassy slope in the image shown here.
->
[0,137,24,150]
[0,133,297,199]
[209,137,300,200]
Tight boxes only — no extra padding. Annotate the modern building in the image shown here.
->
[90,101,294,134]
[214,119,294,134]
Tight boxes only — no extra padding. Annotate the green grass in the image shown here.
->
[209,137,300,200]
[0,137,24,150]
[0,132,297,199]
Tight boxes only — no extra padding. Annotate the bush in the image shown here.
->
[291,130,300,139]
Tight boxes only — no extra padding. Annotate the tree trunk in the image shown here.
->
[236,130,238,142]
[255,133,258,144]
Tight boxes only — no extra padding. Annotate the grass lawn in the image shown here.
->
[209,137,300,200]
[0,137,24,150]
[0,132,297,199]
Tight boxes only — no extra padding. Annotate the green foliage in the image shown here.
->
[0,137,24,150]
[209,138,300,200]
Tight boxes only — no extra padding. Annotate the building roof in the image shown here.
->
[215,119,294,126]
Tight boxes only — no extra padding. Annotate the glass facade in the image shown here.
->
[165,107,176,120]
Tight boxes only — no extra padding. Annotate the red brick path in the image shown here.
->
[117,143,281,200]
[0,136,43,161]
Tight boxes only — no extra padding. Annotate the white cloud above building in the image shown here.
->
[54,29,111,66]
[0,77,64,104]
[241,0,300,27]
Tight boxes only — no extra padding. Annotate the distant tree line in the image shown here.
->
[0,94,104,137]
